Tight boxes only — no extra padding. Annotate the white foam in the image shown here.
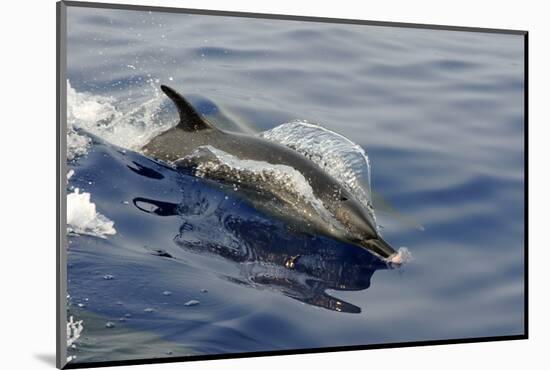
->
[66,315,84,363]
[67,188,116,238]
[386,247,413,265]
[66,80,173,159]
[261,120,377,226]
[67,129,91,161]
[180,145,342,230]
[66,315,84,347]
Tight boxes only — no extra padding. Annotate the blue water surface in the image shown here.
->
[65,6,525,363]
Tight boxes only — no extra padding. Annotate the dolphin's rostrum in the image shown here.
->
[142,85,401,263]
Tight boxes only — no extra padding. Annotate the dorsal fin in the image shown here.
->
[160,85,213,131]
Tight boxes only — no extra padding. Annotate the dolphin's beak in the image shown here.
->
[363,237,400,263]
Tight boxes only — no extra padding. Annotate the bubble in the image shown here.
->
[105,322,115,329]
[184,300,200,307]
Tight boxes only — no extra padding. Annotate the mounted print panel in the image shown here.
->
[57,1,527,368]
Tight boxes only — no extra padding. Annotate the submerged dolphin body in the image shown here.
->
[143,85,400,262]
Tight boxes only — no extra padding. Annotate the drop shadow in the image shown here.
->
[34,353,56,367]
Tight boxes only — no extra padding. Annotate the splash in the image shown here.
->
[66,315,84,363]
[66,169,74,181]
[66,80,173,160]
[66,315,84,347]
[386,247,413,266]
[67,129,91,161]
[261,120,377,226]
[67,188,116,238]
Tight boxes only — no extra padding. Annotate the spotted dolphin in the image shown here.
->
[142,85,401,263]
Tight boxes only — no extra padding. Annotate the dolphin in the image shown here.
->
[142,85,402,263]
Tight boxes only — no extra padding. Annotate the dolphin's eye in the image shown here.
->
[340,196,348,201]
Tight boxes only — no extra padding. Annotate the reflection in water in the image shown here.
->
[133,185,388,314]
[127,161,165,180]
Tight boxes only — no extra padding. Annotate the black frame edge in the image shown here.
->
[63,335,527,369]
[523,32,529,339]
[61,0,527,35]
[57,1,68,369]
[56,3,61,367]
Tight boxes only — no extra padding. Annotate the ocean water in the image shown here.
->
[64,6,525,364]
